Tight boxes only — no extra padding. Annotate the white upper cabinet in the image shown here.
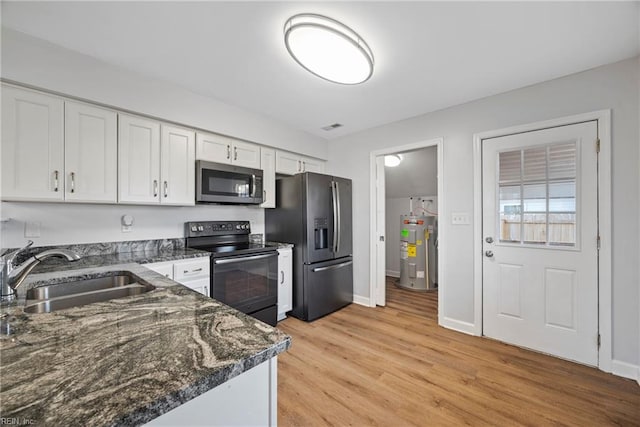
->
[275,150,325,175]
[118,114,161,204]
[1,85,64,201]
[161,125,195,206]
[196,132,261,169]
[119,115,195,206]
[260,147,276,208]
[64,101,117,203]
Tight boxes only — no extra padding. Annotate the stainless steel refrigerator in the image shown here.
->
[265,172,353,321]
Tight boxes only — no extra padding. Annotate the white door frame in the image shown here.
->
[472,110,612,372]
[369,137,444,311]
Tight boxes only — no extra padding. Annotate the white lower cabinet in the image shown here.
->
[146,357,277,427]
[277,247,293,321]
[145,257,210,296]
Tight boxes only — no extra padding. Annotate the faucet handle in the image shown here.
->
[2,240,34,264]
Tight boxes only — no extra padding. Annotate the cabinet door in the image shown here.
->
[65,101,117,203]
[301,156,325,173]
[1,85,64,201]
[161,125,195,206]
[145,262,174,279]
[181,278,210,297]
[196,132,232,164]
[277,248,293,320]
[118,114,161,204]
[275,151,302,175]
[260,147,276,208]
[231,140,261,168]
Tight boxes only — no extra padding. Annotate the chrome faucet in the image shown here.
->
[0,241,81,303]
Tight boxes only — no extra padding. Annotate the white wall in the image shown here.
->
[0,28,327,159]
[327,57,639,366]
[385,196,438,276]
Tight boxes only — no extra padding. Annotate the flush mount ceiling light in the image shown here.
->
[384,154,402,167]
[284,14,374,85]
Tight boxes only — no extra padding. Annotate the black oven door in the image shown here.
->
[212,251,278,319]
[196,161,263,204]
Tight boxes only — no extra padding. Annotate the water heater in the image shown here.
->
[398,215,438,291]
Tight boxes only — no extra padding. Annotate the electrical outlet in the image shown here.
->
[451,212,470,225]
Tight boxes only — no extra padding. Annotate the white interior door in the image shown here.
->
[375,156,386,306]
[482,121,599,366]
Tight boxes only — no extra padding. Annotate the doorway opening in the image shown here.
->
[369,138,444,319]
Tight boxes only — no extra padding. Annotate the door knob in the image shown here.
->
[485,250,494,258]
[485,237,494,244]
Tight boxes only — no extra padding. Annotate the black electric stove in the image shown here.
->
[185,221,279,326]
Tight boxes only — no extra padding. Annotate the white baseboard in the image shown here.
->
[611,359,640,382]
[353,295,371,307]
[385,270,400,278]
[439,316,478,336]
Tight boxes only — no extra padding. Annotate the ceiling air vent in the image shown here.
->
[321,123,343,131]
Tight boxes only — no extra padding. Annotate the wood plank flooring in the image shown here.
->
[277,277,640,426]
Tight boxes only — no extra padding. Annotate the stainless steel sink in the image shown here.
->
[23,272,155,314]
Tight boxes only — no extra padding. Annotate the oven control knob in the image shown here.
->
[236,224,241,230]
[191,225,198,232]
[198,226,204,232]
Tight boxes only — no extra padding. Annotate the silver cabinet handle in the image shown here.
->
[53,170,59,192]
[234,146,238,161]
[226,144,231,159]
[312,260,353,273]
[280,270,284,284]
[184,268,203,274]
[297,160,301,172]
[164,181,168,198]
[485,251,494,258]
[153,180,158,197]
[70,172,75,193]
[263,190,266,200]
[302,161,306,172]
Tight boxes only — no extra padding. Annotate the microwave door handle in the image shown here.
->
[251,174,256,198]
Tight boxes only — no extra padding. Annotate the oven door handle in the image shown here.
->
[214,252,277,264]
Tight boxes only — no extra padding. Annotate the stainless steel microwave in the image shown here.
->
[196,160,264,204]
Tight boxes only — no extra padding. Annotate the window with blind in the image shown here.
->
[498,142,577,246]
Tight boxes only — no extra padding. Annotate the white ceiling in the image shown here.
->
[385,147,437,199]
[1,2,638,140]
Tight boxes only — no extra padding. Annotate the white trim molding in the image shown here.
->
[472,110,613,373]
[440,317,477,336]
[611,360,640,381]
[369,137,444,314]
[352,295,371,307]
[385,270,400,278]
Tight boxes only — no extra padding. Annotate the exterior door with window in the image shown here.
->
[482,121,599,366]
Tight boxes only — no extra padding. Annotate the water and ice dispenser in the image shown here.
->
[399,215,438,291]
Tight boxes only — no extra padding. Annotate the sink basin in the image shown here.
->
[23,272,155,314]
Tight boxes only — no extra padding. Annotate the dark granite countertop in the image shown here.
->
[0,262,291,426]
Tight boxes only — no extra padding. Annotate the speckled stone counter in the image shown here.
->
[0,262,291,426]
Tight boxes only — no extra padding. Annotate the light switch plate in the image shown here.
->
[451,212,470,225]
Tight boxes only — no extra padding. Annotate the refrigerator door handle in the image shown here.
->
[335,180,341,254]
[312,260,353,273]
[331,181,339,253]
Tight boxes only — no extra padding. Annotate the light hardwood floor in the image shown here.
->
[277,277,640,426]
